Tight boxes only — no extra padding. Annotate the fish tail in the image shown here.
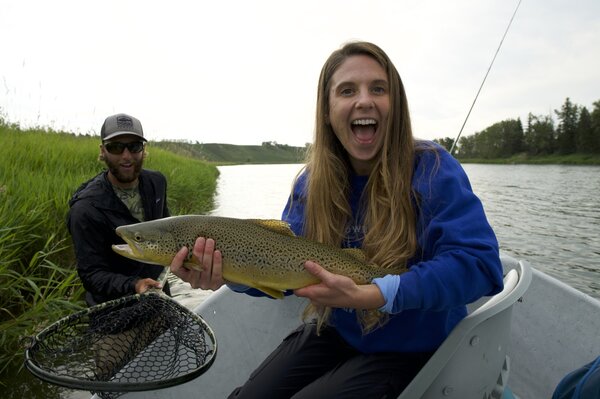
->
[357,309,389,334]
[301,304,388,335]
[301,304,332,336]
[315,307,332,335]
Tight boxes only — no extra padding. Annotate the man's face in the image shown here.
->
[100,135,145,188]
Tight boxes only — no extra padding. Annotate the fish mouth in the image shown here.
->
[112,228,166,266]
[112,243,142,261]
[111,242,165,266]
[112,227,144,261]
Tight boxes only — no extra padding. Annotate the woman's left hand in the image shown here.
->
[294,261,385,310]
[170,237,225,291]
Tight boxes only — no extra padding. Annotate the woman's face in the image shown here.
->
[328,54,389,175]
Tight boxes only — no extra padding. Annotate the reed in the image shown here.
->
[0,119,218,376]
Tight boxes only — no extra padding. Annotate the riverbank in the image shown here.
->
[458,152,600,165]
[0,125,219,384]
[152,140,307,164]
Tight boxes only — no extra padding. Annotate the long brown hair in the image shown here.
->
[302,41,419,271]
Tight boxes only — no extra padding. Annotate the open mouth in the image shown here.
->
[120,162,135,171]
[112,243,136,258]
[351,118,377,144]
[112,228,142,259]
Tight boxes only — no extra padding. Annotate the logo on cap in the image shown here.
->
[116,115,134,129]
[101,113,146,142]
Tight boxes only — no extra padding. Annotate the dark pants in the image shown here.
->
[229,323,433,399]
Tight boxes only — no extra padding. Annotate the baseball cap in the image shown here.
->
[100,113,147,142]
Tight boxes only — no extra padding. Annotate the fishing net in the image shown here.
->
[24,291,217,399]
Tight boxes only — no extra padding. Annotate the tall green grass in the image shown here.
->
[0,119,218,378]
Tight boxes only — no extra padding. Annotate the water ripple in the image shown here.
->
[169,164,600,304]
[464,164,600,299]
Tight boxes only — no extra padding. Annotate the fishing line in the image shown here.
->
[449,0,523,155]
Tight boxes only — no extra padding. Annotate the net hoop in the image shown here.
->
[24,292,217,392]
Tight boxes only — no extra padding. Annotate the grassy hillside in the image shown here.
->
[153,140,307,164]
[0,121,219,377]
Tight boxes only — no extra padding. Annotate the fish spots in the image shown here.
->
[113,215,405,290]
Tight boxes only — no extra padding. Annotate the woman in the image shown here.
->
[171,41,503,398]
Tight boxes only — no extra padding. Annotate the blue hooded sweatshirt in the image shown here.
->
[241,143,503,354]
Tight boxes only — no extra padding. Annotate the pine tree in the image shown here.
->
[524,113,554,155]
[576,107,593,153]
[554,97,579,154]
[589,100,600,154]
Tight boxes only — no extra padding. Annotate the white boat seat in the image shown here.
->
[471,269,518,316]
[398,257,532,399]
[113,256,532,399]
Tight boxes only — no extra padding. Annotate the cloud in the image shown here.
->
[1,0,599,146]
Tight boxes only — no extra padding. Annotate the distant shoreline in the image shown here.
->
[152,140,600,166]
[457,153,600,165]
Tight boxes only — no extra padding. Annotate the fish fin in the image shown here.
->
[253,285,285,299]
[183,261,202,271]
[342,248,369,262]
[225,271,287,299]
[247,219,296,237]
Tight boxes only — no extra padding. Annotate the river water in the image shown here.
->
[21,162,600,399]
[465,164,600,297]
[171,163,600,311]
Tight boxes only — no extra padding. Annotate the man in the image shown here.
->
[67,113,171,306]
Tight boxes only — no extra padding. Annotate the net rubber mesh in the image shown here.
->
[25,291,217,398]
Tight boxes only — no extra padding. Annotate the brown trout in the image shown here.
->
[112,215,402,299]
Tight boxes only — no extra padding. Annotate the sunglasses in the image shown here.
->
[103,141,145,155]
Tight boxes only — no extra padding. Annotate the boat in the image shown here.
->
[91,254,600,398]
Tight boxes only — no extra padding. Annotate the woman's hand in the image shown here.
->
[170,237,225,291]
[293,261,385,310]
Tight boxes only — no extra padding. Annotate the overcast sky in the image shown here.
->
[1,0,599,146]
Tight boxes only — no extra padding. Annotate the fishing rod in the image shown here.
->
[449,0,523,155]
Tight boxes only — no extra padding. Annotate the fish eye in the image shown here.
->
[134,233,143,242]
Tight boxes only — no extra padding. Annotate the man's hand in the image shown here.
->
[134,278,162,294]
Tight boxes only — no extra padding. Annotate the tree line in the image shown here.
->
[434,98,600,158]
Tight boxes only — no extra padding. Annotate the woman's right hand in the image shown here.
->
[170,237,225,291]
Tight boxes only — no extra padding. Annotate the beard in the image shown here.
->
[104,157,143,185]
